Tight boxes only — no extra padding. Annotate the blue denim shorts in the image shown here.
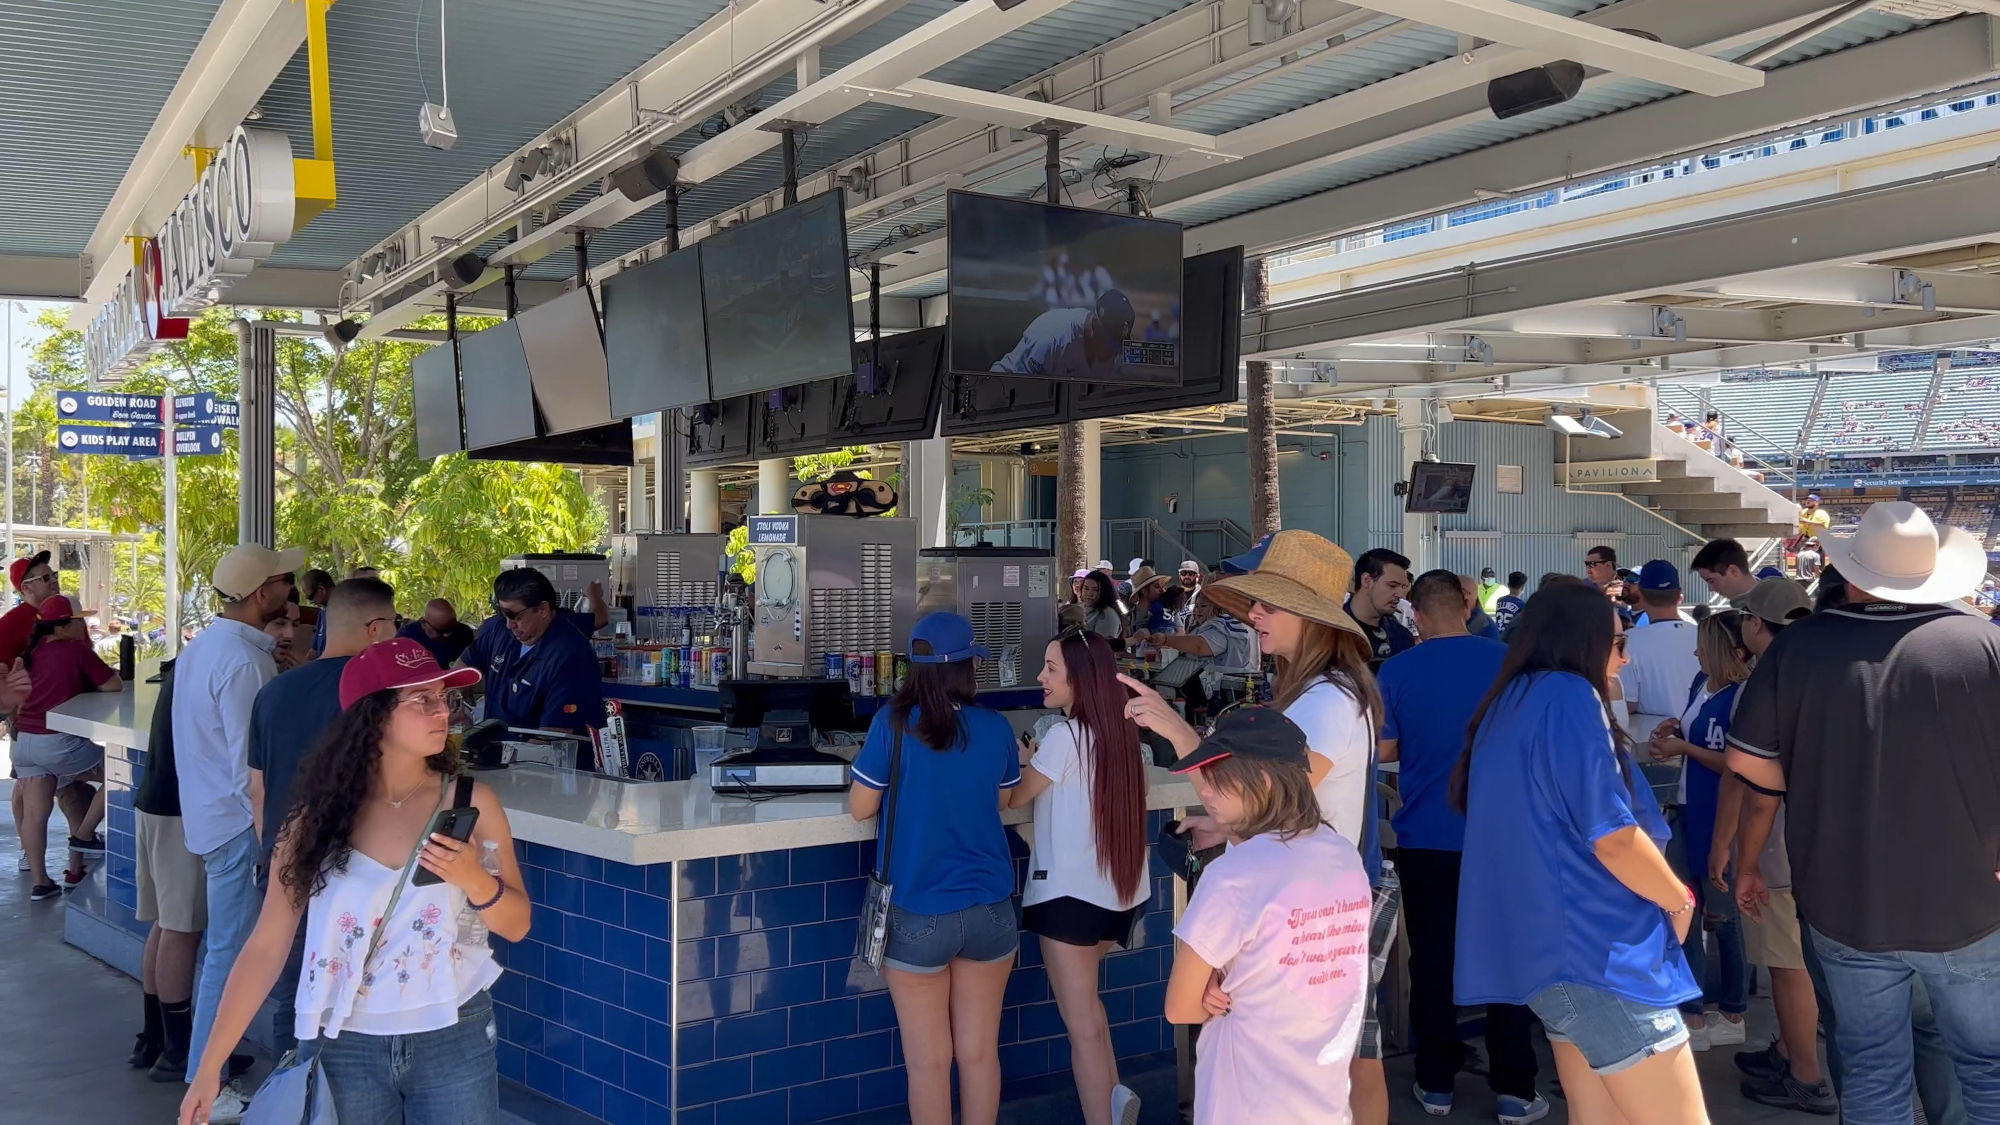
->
[884,899,1019,974]
[1528,982,1689,1075]
[316,991,499,1124]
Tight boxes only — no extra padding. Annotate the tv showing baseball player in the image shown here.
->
[700,189,855,399]
[946,190,1183,386]
[1406,462,1476,514]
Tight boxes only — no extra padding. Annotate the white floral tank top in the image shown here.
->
[295,851,501,1040]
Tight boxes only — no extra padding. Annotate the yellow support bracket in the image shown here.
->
[291,0,339,225]
[181,145,218,177]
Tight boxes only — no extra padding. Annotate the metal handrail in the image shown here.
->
[1656,386,1802,496]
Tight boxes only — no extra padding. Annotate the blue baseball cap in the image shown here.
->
[908,612,991,664]
[1638,560,1681,591]
[1755,565,1785,581]
[1220,534,1273,576]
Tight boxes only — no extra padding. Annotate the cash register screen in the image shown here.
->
[718,679,856,749]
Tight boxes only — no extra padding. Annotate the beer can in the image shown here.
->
[639,649,659,686]
[680,646,696,688]
[876,650,895,696]
[893,654,910,693]
[825,652,845,680]
[710,648,729,685]
[845,653,863,695]
[663,645,678,679]
[859,653,876,697]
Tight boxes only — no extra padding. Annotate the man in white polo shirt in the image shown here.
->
[174,542,302,1116]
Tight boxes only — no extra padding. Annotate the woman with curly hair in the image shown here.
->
[180,639,531,1125]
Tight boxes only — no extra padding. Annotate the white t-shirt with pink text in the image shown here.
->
[1174,825,1371,1124]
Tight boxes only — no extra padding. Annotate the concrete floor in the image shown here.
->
[0,757,1813,1125]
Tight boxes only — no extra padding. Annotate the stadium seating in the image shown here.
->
[1804,372,1928,454]
[1922,372,2000,450]
[1657,366,2000,462]
[1660,377,1819,461]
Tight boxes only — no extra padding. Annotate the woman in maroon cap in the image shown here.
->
[182,639,532,1125]
[14,594,121,900]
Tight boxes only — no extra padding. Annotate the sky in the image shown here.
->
[3,298,55,406]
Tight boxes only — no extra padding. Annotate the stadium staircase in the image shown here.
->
[1562,419,1799,551]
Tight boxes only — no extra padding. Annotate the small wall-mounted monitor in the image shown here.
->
[1407,462,1476,514]
[947,190,1184,386]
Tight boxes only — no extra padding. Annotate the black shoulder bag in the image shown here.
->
[855,724,905,972]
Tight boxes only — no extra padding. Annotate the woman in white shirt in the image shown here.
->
[1121,531,1388,1122]
[181,639,532,1125]
[1009,630,1150,1125]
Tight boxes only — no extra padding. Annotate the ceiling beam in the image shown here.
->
[1694,265,2000,313]
[857,79,1229,158]
[0,255,86,303]
[70,0,308,319]
[1185,14,2000,256]
[1339,0,1764,94]
[1247,161,2000,354]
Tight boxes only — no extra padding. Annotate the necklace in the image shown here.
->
[384,779,428,809]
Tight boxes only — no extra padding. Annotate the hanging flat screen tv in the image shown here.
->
[700,189,855,400]
[518,286,613,436]
[1071,245,1243,422]
[602,245,711,418]
[457,319,539,450]
[412,339,463,459]
[946,190,1184,386]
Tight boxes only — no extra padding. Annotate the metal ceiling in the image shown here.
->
[0,0,226,257]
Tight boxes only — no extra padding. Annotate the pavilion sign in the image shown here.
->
[1557,459,1659,485]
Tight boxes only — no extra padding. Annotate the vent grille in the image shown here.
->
[645,551,716,643]
[966,600,1026,689]
[810,540,898,664]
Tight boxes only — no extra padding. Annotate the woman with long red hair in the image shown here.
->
[1008,629,1150,1125]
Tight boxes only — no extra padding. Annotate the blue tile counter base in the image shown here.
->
[496,810,1183,1124]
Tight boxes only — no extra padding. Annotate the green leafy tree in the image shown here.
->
[18,307,604,619]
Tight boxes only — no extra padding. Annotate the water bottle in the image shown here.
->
[458,840,502,947]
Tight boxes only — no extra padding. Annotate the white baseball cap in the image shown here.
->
[1178,560,1201,574]
[1127,557,1146,574]
[211,543,307,601]
[1095,560,1114,571]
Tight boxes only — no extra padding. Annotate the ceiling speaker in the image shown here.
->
[1486,61,1586,120]
[610,148,681,202]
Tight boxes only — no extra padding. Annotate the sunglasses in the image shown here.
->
[498,603,546,622]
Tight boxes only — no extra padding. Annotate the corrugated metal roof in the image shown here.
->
[258,0,733,272]
[1732,9,1927,66]
[0,0,225,257]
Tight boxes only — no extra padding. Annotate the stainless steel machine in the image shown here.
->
[916,547,1058,691]
[748,515,919,679]
[608,533,731,644]
[502,552,610,616]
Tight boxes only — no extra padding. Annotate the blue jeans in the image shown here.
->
[1799,913,1966,1124]
[1807,925,2000,1125]
[255,865,306,1057]
[1667,808,1747,1016]
[187,826,262,1082]
[316,992,499,1125]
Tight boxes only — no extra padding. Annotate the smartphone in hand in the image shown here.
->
[412,805,480,886]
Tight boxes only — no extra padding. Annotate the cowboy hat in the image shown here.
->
[1821,501,1985,605]
[1127,566,1173,599]
[1201,530,1365,640]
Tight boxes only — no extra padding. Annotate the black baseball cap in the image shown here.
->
[1170,707,1309,774]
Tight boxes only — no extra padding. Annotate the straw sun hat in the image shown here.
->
[1127,566,1173,599]
[1200,530,1365,640]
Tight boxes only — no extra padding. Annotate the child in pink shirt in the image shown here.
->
[1165,708,1372,1124]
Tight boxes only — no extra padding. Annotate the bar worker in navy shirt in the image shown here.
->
[1453,581,1705,1125]
[477,569,605,766]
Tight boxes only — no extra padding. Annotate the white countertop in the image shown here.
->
[45,682,157,748]
[484,763,1200,866]
[41,681,1200,867]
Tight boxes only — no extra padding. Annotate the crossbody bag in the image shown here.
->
[854,725,906,972]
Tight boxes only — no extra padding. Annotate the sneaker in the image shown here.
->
[1734,1040,1786,1079]
[1705,1015,1748,1047]
[1742,1069,1837,1115]
[67,834,105,856]
[127,1033,161,1069]
[1112,1083,1141,1125]
[147,1050,187,1083]
[1413,1082,1453,1117]
[226,1053,254,1081]
[1497,1094,1551,1125]
[63,868,87,890]
[206,1081,252,1125]
[15,853,28,873]
[1685,1017,1711,1052]
[29,882,61,901]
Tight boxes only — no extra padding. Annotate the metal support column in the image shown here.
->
[758,459,791,516]
[235,319,277,548]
